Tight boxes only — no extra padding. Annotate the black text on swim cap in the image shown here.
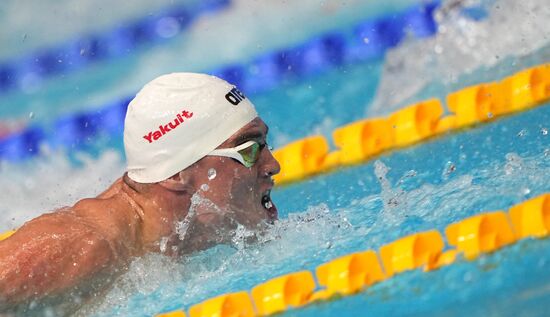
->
[225,87,246,105]
[143,110,193,143]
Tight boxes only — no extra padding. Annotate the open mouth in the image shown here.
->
[261,190,278,220]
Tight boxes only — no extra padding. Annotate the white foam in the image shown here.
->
[0,150,125,232]
[368,0,550,116]
[77,201,353,316]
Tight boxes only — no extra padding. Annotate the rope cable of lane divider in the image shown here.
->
[0,0,231,95]
[0,96,131,161]
[212,1,442,93]
[152,192,550,317]
[272,63,550,186]
[0,1,453,160]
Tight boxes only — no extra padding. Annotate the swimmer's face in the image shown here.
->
[186,117,280,231]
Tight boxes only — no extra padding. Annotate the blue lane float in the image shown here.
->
[1,0,491,163]
[218,0,443,94]
[0,0,231,95]
[0,97,131,161]
[0,127,44,162]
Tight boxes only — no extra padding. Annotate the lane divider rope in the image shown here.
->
[0,0,231,95]
[272,63,550,185]
[0,1,455,159]
[152,192,550,317]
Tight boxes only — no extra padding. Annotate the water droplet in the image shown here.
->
[517,129,527,137]
[159,237,168,253]
[363,37,370,44]
[29,112,34,119]
[504,152,523,175]
[207,168,217,180]
[442,161,456,180]
[541,128,548,135]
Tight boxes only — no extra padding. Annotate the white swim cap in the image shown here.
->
[124,73,258,183]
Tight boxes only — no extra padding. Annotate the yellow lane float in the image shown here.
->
[501,63,550,111]
[379,230,445,277]
[332,117,393,165]
[314,250,385,297]
[446,82,506,127]
[189,291,255,317]
[445,211,516,260]
[251,271,315,316]
[388,98,444,147]
[272,136,329,184]
[509,193,550,239]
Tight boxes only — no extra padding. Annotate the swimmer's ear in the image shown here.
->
[158,171,193,192]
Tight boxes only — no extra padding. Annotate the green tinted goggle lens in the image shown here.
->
[238,142,260,168]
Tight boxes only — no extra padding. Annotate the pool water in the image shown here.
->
[74,102,548,317]
[1,0,549,316]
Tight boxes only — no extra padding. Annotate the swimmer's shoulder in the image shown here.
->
[69,180,143,255]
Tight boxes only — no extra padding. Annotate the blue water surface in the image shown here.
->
[1,1,549,316]
[87,94,549,317]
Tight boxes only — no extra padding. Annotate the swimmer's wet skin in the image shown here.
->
[0,73,280,314]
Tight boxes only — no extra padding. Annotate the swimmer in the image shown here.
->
[0,73,280,314]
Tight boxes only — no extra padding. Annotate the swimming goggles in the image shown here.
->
[208,140,265,168]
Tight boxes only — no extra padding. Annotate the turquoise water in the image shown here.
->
[1,1,550,316]
[78,100,549,316]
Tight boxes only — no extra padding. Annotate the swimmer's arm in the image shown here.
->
[0,209,133,308]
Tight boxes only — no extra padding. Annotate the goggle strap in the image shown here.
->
[208,140,257,166]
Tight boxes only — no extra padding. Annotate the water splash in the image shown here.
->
[80,203,353,316]
[0,150,124,232]
[373,160,407,225]
[207,168,217,180]
[368,0,550,116]
[442,160,457,180]
[174,192,221,242]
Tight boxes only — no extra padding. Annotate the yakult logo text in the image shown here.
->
[225,87,246,105]
[143,110,193,143]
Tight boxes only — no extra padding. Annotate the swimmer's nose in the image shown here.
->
[259,147,280,178]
